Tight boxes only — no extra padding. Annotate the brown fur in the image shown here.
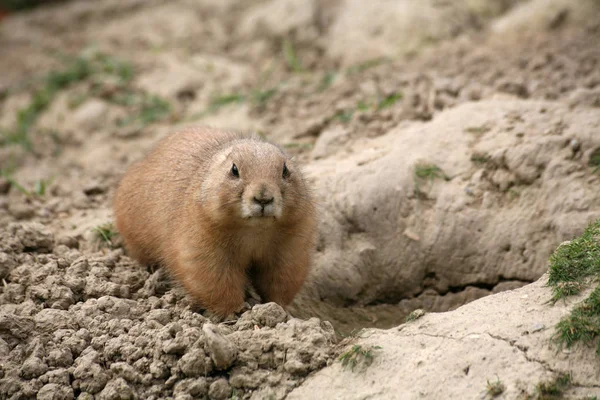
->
[113,126,317,317]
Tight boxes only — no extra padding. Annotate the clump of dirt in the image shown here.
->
[0,222,336,399]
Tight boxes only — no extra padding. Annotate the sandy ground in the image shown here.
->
[1,0,600,398]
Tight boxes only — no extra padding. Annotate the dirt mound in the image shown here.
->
[291,98,600,332]
[0,223,336,399]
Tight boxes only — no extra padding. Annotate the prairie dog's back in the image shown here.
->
[113,127,241,264]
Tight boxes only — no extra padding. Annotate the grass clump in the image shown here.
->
[547,219,600,354]
[588,147,600,174]
[282,38,303,73]
[377,92,403,110]
[548,220,600,298]
[346,57,391,75]
[93,223,117,247]
[534,373,571,400]
[405,309,426,322]
[554,286,600,354]
[338,344,382,372]
[317,71,336,91]
[332,109,354,123]
[471,152,491,165]
[116,95,171,127]
[465,125,491,135]
[0,169,51,197]
[486,377,505,397]
[414,163,449,182]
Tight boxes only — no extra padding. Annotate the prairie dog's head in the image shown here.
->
[199,138,311,226]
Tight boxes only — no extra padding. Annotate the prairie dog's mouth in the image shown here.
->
[240,184,282,219]
[241,198,282,219]
[243,202,279,219]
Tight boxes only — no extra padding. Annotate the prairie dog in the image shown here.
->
[113,126,317,317]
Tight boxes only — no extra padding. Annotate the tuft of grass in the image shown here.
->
[486,377,506,397]
[338,344,382,372]
[317,71,336,92]
[211,93,246,108]
[93,52,134,84]
[346,57,390,75]
[465,126,491,135]
[282,38,303,73]
[93,223,117,247]
[471,152,491,165]
[547,219,600,354]
[535,373,571,399]
[405,309,426,323]
[377,92,403,110]
[588,147,600,174]
[414,163,449,182]
[554,286,600,354]
[332,109,354,124]
[356,100,370,112]
[548,220,600,300]
[137,95,171,125]
[113,93,171,128]
[0,170,31,196]
[32,179,49,196]
[0,169,51,197]
[251,88,277,108]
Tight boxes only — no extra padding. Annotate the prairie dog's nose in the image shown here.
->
[253,196,274,206]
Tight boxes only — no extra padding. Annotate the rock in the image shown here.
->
[173,378,208,397]
[72,351,110,394]
[0,177,10,195]
[8,203,35,220]
[83,181,107,196]
[72,100,109,132]
[0,252,16,279]
[56,235,79,249]
[0,313,35,340]
[251,303,288,328]
[311,126,349,160]
[8,222,54,253]
[568,87,600,109]
[20,357,49,379]
[208,378,232,400]
[34,309,78,332]
[202,324,237,370]
[178,349,213,377]
[37,383,74,400]
[146,309,172,325]
[46,348,74,368]
[97,378,134,400]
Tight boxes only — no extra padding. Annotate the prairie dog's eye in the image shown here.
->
[231,163,240,178]
[282,163,290,179]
